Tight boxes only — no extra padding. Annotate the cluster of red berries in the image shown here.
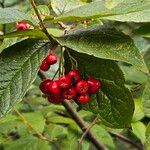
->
[40,52,57,71]
[39,69,101,104]
[16,21,29,30]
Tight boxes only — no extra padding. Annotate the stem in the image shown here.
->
[59,47,63,77]
[38,70,107,150]
[62,100,107,150]
[52,67,59,80]
[78,116,99,150]
[66,50,78,69]
[14,107,53,142]
[109,132,143,150]
[29,0,56,44]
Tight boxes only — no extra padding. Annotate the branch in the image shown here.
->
[109,131,143,150]
[38,70,107,150]
[58,21,77,34]
[29,0,56,45]
[78,116,99,150]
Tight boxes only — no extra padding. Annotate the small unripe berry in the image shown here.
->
[77,93,90,103]
[40,59,50,71]
[62,87,77,100]
[58,75,71,89]
[48,94,62,104]
[87,77,101,94]
[16,22,29,30]
[68,69,80,84]
[47,81,61,96]
[46,53,57,65]
[76,80,89,94]
[39,79,52,95]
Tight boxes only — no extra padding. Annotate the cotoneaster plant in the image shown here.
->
[0,0,149,150]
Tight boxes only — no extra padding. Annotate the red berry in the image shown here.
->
[77,93,90,103]
[46,53,57,65]
[16,22,29,30]
[50,45,58,51]
[48,94,62,104]
[40,59,50,71]
[87,77,101,94]
[68,69,80,84]
[58,75,71,89]
[62,87,77,100]
[39,79,52,95]
[47,81,60,95]
[76,80,89,94]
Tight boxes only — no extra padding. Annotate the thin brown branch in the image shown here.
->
[78,116,99,150]
[38,70,107,150]
[29,0,56,45]
[109,131,143,150]
[58,21,77,34]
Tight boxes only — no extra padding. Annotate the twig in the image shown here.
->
[109,131,143,150]
[38,70,107,150]
[78,116,99,150]
[59,47,63,77]
[29,0,56,45]
[52,67,59,80]
[14,107,53,142]
[58,21,77,34]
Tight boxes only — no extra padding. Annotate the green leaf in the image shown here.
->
[21,112,45,133]
[51,0,85,15]
[120,65,148,84]
[103,9,150,23]
[0,38,26,54]
[2,29,47,39]
[131,121,146,142]
[132,99,145,122]
[54,0,150,23]
[0,39,50,118]
[47,116,78,130]
[57,26,148,73]
[91,124,115,149]
[96,80,134,128]
[142,78,150,117]
[44,124,67,139]
[64,50,134,128]
[105,0,124,9]
[0,8,37,25]
[65,49,125,86]
[145,123,150,150]
[2,28,63,39]
[3,136,52,150]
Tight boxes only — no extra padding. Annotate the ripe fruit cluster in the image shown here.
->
[40,52,57,71]
[39,69,101,104]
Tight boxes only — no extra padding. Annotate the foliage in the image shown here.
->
[0,0,150,149]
